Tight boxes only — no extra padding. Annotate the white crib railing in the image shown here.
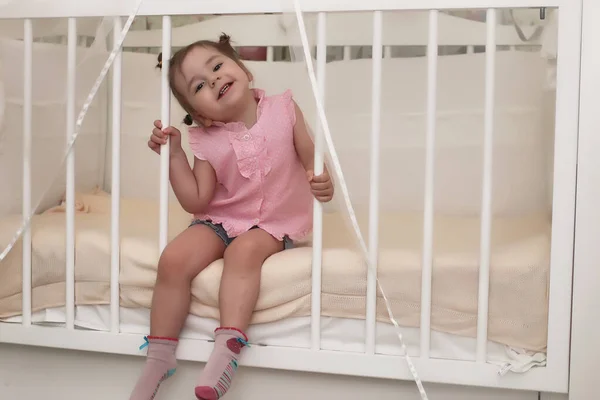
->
[0,0,582,395]
[311,11,327,350]
[477,8,496,362]
[0,0,563,18]
[65,17,77,331]
[159,15,171,254]
[367,10,383,354]
[110,15,123,334]
[21,18,33,328]
[420,9,438,358]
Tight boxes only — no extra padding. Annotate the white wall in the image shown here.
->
[0,343,544,400]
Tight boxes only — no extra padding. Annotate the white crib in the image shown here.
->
[0,1,598,399]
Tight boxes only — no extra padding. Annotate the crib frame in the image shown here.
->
[0,0,582,396]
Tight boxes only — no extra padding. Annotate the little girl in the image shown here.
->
[129,34,334,400]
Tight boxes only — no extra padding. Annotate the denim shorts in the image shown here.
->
[189,219,294,250]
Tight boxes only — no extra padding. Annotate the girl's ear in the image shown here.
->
[240,64,253,83]
[192,111,213,127]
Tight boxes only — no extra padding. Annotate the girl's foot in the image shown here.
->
[129,336,178,400]
[195,328,249,400]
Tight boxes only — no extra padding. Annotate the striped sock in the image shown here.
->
[129,336,178,400]
[195,328,249,400]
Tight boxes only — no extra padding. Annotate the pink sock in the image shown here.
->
[129,336,178,400]
[195,327,249,400]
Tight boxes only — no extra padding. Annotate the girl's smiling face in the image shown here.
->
[173,45,254,124]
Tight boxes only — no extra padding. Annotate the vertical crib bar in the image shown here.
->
[110,16,123,333]
[65,17,77,330]
[420,9,438,359]
[343,46,351,60]
[384,46,392,58]
[159,16,171,253]
[476,8,496,362]
[21,19,33,327]
[266,46,274,62]
[311,11,326,351]
[366,10,383,355]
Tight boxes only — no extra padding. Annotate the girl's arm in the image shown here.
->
[169,151,216,214]
[291,101,334,202]
[291,102,316,172]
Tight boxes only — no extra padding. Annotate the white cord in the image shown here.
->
[291,1,429,398]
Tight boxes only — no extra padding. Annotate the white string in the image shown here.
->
[0,0,145,262]
[291,1,429,398]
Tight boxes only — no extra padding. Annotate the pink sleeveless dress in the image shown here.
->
[187,89,313,241]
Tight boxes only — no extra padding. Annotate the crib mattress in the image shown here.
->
[0,191,551,352]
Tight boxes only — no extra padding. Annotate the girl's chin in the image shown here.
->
[222,88,253,108]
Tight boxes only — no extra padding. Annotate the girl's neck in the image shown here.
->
[230,90,258,129]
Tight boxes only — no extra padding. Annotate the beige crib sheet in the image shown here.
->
[0,190,550,352]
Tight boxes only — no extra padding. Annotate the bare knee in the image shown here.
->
[224,241,260,266]
[156,244,195,284]
[155,225,226,285]
[224,231,282,269]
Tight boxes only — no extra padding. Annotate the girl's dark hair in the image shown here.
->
[156,33,248,126]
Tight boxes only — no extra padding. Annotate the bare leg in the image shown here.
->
[219,228,283,331]
[130,224,226,400]
[150,224,226,337]
[195,228,283,400]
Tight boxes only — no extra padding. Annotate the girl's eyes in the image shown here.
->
[193,63,223,93]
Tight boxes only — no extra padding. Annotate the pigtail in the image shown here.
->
[218,33,241,59]
[183,114,193,126]
[156,52,163,69]
[219,33,231,44]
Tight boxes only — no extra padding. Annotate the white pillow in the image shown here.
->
[0,38,108,217]
[112,50,554,217]
[247,52,553,216]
